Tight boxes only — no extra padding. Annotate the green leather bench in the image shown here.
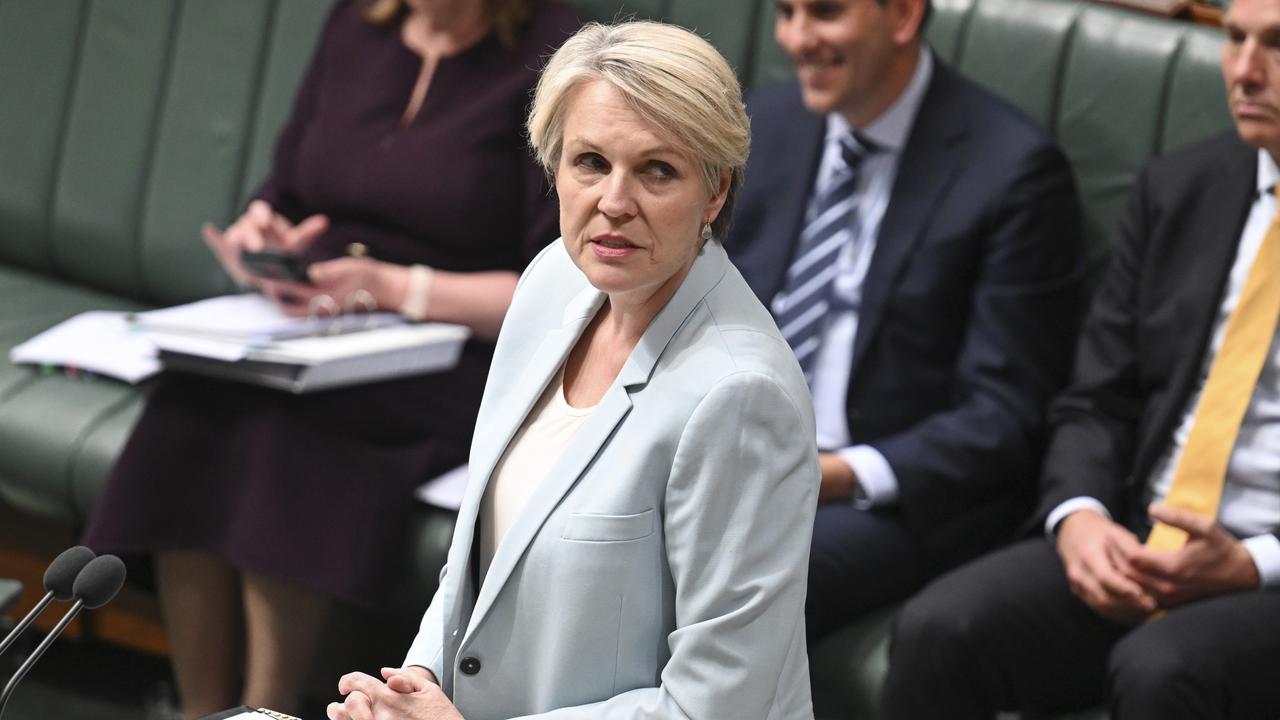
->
[0,0,1231,715]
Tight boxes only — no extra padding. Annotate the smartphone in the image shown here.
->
[239,250,312,284]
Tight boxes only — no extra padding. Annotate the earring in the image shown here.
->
[701,221,713,242]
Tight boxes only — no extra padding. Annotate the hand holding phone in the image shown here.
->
[239,250,312,284]
[201,203,328,286]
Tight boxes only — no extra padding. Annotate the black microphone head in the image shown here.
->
[43,546,96,601]
[71,555,126,610]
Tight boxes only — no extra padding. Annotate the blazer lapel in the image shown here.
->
[850,66,965,379]
[442,285,603,647]
[468,286,605,494]
[462,243,730,644]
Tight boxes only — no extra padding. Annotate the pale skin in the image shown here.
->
[774,0,926,501]
[167,2,510,717]
[774,0,924,131]
[1222,0,1280,161]
[1054,0,1279,626]
[556,80,728,409]
[201,0,515,340]
[328,667,457,720]
[328,78,731,720]
[1056,505,1261,623]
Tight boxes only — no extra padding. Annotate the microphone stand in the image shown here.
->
[1,546,96,661]
[0,591,55,658]
[0,598,85,719]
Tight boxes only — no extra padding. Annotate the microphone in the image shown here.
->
[0,554,126,719]
[0,546,95,658]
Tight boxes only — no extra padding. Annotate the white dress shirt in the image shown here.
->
[1047,149,1280,587]
[801,48,933,507]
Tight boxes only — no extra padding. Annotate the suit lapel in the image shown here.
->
[1133,139,1259,479]
[749,98,826,304]
[461,243,730,644]
[850,65,965,379]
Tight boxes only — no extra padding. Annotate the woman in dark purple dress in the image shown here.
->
[82,0,578,716]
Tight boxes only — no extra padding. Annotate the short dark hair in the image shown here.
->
[871,0,932,39]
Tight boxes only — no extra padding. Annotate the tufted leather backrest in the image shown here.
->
[0,0,1232,306]
[953,0,1230,268]
[747,0,1232,272]
[0,0,330,306]
[564,0,788,86]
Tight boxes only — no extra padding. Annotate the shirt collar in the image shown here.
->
[1257,148,1280,198]
[825,47,933,154]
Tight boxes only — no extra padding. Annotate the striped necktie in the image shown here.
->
[1146,184,1280,551]
[775,132,873,382]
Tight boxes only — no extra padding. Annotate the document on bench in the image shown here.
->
[9,311,161,383]
[415,463,470,510]
[9,294,468,389]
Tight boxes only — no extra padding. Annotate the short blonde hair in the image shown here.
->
[527,21,750,239]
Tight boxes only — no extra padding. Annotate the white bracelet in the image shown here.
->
[399,264,435,321]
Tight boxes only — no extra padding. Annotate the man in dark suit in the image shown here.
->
[727,0,1085,639]
[884,0,1280,715]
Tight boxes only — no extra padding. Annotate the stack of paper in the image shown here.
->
[132,293,404,343]
[156,322,471,394]
[10,294,471,392]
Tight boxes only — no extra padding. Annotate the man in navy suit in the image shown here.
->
[727,0,1085,639]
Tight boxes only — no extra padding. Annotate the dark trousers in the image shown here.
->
[884,537,1280,720]
[806,503,925,642]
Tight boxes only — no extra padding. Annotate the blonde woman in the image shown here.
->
[84,1,578,716]
[330,20,819,720]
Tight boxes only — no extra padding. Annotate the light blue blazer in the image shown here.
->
[405,239,819,719]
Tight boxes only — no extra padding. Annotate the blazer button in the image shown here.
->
[459,657,481,675]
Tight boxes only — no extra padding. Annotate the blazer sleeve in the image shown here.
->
[508,372,820,720]
[871,141,1086,519]
[403,564,448,682]
[1031,163,1156,525]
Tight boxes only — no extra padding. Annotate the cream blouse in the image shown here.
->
[479,365,596,580]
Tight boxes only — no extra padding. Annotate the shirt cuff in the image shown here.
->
[1045,497,1111,540]
[838,445,898,509]
[1242,534,1280,589]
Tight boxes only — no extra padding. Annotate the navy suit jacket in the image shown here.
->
[729,61,1086,572]
[1033,132,1277,544]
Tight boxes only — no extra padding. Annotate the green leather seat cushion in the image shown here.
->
[0,265,146,522]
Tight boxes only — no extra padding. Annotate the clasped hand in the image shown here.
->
[204,200,405,316]
[327,666,462,720]
[1056,503,1261,623]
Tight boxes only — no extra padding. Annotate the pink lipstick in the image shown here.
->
[591,234,639,259]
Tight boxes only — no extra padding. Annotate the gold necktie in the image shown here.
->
[1146,186,1280,552]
